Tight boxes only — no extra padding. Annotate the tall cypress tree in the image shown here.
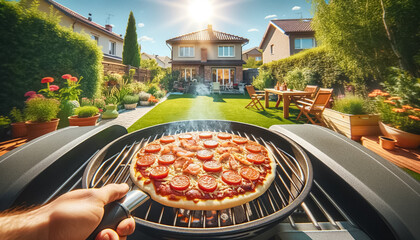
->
[122,11,140,67]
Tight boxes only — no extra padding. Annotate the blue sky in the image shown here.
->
[54,0,313,57]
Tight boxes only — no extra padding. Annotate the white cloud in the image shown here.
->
[110,24,115,27]
[292,6,301,11]
[248,28,259,32]
[139,36,154,43]
[138,23,145,28]
[264,14,277,19]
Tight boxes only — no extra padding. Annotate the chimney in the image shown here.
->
[207,24,212,31]
[105,24,112,32]
[88,13,92,21]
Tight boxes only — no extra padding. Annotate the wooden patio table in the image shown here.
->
[264,88,312,118]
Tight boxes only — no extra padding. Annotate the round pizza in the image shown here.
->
[130,131,276,210]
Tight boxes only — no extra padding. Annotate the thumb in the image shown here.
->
[94,183,130,205]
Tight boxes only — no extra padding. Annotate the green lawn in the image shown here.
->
[128,94,302,132]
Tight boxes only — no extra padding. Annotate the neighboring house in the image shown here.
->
[38,0,124,63]
[141,53,171,68]
[242,47,262,62]
[259,19,316,64]
[166,25,249,85]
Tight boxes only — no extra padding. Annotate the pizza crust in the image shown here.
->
[130,133,277,210]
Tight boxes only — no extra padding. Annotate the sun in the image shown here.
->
[188,0,213,23]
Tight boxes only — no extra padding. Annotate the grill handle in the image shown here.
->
[87,190,149,240]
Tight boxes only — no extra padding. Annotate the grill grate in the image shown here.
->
[86,129,312,229]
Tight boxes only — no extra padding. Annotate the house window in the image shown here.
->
[212,68,235,85]
[179,46,194,57]
[91,34,99,44]
[294,38,316,49]
[180,68,196,81]
[109,41,116,55]
[270,44,274,55]
[218,46,234,57]
[255,56,261,61]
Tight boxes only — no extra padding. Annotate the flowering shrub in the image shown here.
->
[59,74,83,101]
[148,95,159,105]
[369,89,420,134]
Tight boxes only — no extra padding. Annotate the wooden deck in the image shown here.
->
[361,135,420,174]
[0,138,27,157]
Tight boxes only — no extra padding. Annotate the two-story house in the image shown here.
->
[259,19,316,64]
[242,47,262,62]
[166,25,249,86]
[38,0,124,63]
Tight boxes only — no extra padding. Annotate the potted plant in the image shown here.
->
[369,89,420,148]
[9,107,27,138]
[123,95,139,110]
[24,97,60,140]
[322,95,379,141]
[68,106,100,126]
[139,92,151,106]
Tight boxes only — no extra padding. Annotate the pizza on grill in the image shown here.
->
[130,132,276,210]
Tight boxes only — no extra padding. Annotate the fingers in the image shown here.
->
[94,183,130,205]
[116,217,135,236]
[95,229,119,240]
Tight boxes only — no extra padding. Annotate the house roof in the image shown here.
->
[166,25,248,44]
[45,0,123,41]
[259,19,314,49]
[242,47,261,55]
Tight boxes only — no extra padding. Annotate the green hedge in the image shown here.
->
[0,1,103,115]
[253,46,348,91]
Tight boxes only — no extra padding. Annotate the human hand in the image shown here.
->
[47,183,135,240]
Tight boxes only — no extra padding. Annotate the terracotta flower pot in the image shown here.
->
[11,122,27,138]
[68,114,100,126]
[139,101,149,106]
[379,136,396,150]
[124,103,137,110]
[102,105,119,119]
[26,118,59,140]
[379,122,420,149]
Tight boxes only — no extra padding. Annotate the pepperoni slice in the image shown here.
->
[203,140,218,148]
[217,133,232,140]
[199,132,213,139]
[158,154,176,165]
[203,161,222,172]
[246,153,266,164]
[245,144,262,153]
[137,155,157,167]
[170,175,190,191]
[160,136,175,144]
[198,175,217,192]
[232,137,248,145]
[145,144,161,153]
[222,170,242,185]
[150,166,169,179]
[179,134,193,140]
[240,167,260,181]
[197,149,214,161]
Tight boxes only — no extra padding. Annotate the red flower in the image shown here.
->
[99,108,103,113]
[388,97,401,100]
[414,108,420,112]
[41,77,54,83]
[402,105,413,110]
[24,91,36,97]
[392,108,405,113]
[70,76,78,82]
[408,115,420,121]
[380,92,390,97]
[62,74,72,79]
[368,93,377,98]
[384,100,396,105]
[49,85,60,91]
[26,94,45,102]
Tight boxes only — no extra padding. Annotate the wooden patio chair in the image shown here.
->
[245,85,265,110]
[296,88,333,125]
[291,85,319,104]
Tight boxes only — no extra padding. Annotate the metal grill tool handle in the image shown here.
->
[87,190,150,240]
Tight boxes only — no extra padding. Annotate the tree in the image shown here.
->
[243,57,263,68]
[312,0,420,83]
[122,11,140,68]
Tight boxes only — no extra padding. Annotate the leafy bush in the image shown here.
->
[160,70,179,91]
[284,68,317,90]
[74,106,99,118]
[25,98,60,122]
[0,1,103,115]
[9,107,24,123]
[138,92,151,101]
[243,57,263,68]
[81,97,93,106]
[147,83,160,96]
[93,98,106,110]
[332,95,368,115]
[252,68,275,90]
[382,67,420,107]
[123,95,140,104]
[153,90,166,99]
[0,116,11,126]
[261,46,348,90]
